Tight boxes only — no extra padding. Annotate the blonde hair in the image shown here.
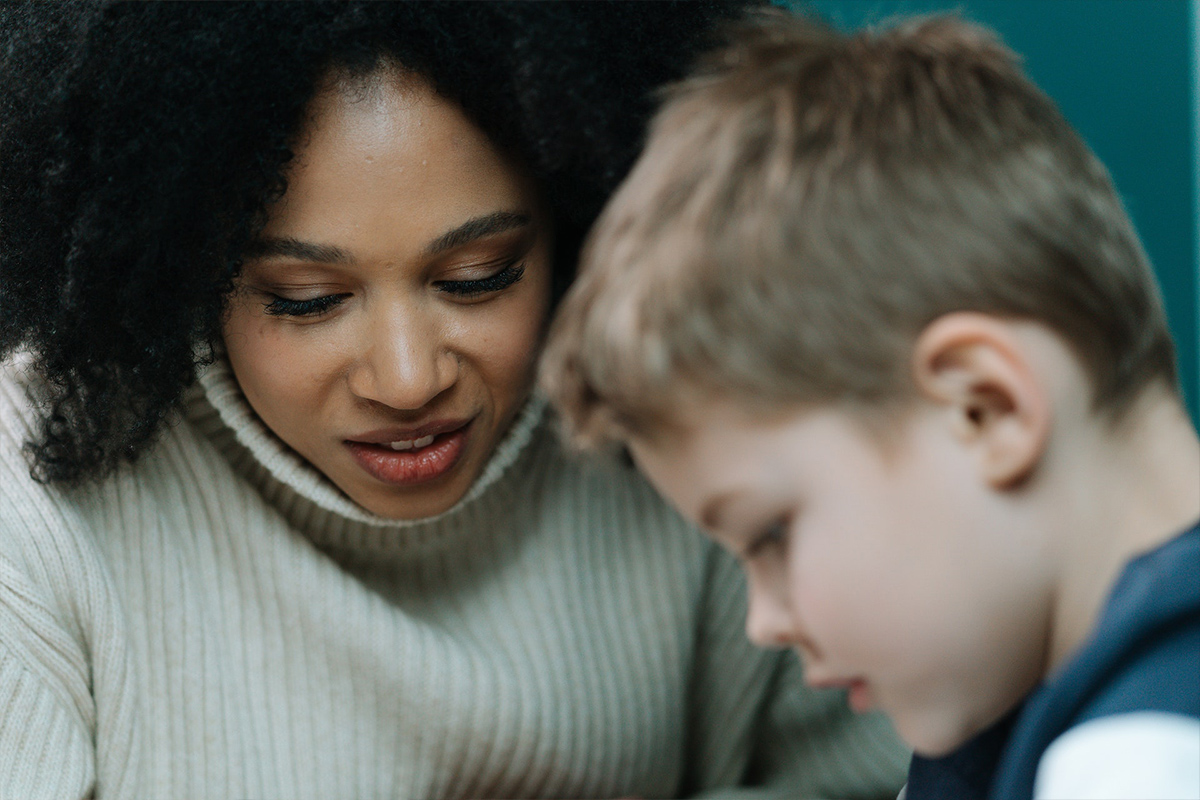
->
[540,10,1177,448]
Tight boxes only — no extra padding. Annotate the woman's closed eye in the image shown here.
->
[257,255,527,317]
[435,260,525,298]
[263,293,350,317]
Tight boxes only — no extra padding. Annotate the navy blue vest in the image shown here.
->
[906,521,1200,800]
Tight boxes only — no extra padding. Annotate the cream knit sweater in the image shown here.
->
[0,356,908,800]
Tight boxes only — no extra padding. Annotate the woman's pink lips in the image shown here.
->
[345,425,469,486]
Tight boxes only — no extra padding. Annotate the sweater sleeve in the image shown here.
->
[682,545,910,800]
[0,614,96,800]
[0,541,97,800]
[0,365,137,800]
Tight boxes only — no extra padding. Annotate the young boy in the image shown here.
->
[540,10,1200,800]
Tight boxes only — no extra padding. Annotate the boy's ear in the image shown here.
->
[911,313,1050,488]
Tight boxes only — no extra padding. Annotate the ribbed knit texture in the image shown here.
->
[0,355,909,800]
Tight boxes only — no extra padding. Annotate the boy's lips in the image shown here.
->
[345,419,473,486]
[806,675,876,713]
[845,679,875,712]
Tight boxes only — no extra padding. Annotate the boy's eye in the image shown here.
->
[743,516,790,560]
[434,260,526,298]
[263,293,349,317]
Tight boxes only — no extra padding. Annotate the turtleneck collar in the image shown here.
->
[184,356,549,552]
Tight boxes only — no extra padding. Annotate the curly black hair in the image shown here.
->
[0,0,751,485]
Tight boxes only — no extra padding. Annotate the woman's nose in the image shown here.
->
[346,305,458,411]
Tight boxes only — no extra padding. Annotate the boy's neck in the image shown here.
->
[1045,386,1200,675]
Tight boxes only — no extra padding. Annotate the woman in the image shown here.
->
[0,3,908,798]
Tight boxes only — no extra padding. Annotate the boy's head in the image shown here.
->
[541,11,1188,756]
[542,10,1175,445]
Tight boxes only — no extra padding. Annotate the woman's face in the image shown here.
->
[223,69,553,519]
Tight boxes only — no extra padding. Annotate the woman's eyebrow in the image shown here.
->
[244,237,352,264]
[243,211,531,264]
[425,211,531,255]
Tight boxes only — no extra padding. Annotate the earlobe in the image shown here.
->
[912,313,1050,488]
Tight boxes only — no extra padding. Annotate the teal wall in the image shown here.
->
[792,0,1200,424]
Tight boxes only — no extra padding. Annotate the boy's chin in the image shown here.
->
[895,708,999,758]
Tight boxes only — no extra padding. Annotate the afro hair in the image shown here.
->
[0,0,753,484]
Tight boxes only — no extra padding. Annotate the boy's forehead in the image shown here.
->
[627,398,920,530]
[626,396,742,462]
[626,398,805,525]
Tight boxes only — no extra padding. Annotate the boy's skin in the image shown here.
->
[626,311,1200,757]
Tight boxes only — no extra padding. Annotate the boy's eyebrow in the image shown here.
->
[425,210,531,255]
[700,492,735,532]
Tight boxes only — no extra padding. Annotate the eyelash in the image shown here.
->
[744,516,789,560]
[261,261,527,317]
[263,293,348,317]
[434,260,525,297]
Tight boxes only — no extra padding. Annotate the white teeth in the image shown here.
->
[387,434,436,451]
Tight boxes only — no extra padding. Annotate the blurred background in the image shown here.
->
[791,0,1200,425]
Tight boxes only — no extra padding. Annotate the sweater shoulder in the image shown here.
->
[0,356,97,563]
[0,358,114,732]
[532,430,716,556]
[533,424,695,529]
[0,353,46,476]
[0,357,120,652]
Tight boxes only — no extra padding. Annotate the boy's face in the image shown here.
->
[628,398,1054,756]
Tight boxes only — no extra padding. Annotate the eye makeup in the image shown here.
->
[262,293,349,317]
[435,260,526,297]
[257,258,528,318]
[250,221,537,317]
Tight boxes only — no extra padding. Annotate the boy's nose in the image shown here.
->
[744,579,797,649]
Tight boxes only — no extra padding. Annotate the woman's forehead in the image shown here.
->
[262,73,538,259]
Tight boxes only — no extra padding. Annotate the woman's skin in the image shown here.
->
[223,67,553,520]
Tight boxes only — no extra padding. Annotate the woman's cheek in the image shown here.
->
[225,310,343,425]
[463,293,550,396]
